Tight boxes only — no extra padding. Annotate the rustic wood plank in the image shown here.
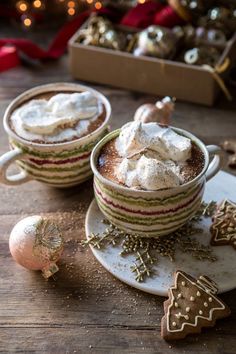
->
[1,326,236,354]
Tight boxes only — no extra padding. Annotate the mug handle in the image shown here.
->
[0,148,31,186]
[206,145,221,182]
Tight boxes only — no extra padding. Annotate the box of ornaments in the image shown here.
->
[69,1,236,105]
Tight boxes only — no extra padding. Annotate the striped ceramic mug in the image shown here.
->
[0,83,111,188]
[91,128,221,237]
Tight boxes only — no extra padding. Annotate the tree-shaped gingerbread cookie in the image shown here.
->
[161,270,231,340]
[210,199,236,249]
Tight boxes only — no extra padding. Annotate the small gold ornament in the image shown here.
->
[195,27,226,46]
[184,46,220,66]
[200,6,236,37]
[77,16,127,51]
[134,97,175,125]
[133,25,178,59]
[178,0,213,17]
[173,25,226,47]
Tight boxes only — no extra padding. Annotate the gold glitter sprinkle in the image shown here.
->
[82,201,218,283]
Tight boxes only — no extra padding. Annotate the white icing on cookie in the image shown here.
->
[211,199,236,245]
[197,275,218,295]
[166,271,225,333]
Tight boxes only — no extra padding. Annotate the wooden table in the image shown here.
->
[0,31,236,353]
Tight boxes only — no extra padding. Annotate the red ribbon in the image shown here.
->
[154,5,185,27]
[0,11,90,63]
[121,1,165,28]
[0,46,20,72]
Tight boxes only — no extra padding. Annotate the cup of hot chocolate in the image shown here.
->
[0,83,111,187]
[91,121,221,237]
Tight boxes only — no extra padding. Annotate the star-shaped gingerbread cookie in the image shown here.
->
[210,199,236,249]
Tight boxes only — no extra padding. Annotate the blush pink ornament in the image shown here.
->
[134,96,175,125]
[9,215,64,278]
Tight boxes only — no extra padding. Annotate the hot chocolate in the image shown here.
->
[9,91,106,144]
[98,122,204,191]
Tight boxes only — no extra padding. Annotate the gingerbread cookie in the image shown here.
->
[161,270,231,340]
[222,140,236,168]
[210,199,236,249]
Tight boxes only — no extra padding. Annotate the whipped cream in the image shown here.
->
[115,122,192,190]
[116,121,191,162]
[11,92,103,143]
[117,155,182,190]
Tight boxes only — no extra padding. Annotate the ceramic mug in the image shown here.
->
[0,83,111,188]
[91,128,221,237]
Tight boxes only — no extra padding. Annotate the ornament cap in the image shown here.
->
[42,262,59,279]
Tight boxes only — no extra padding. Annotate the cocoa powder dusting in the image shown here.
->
[180,143,205,183]
[98,138,205,188]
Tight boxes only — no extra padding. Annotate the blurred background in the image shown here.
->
[0,0,235,107]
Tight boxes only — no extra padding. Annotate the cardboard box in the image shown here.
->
[69,22,236,106]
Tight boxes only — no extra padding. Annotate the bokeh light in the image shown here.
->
[95,1,102,10]
[33,0,42,8]
[16,1,28,12]
[68,7,75,16]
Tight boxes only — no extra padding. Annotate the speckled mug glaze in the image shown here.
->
[0,83,111,188]
[91,128,221,237]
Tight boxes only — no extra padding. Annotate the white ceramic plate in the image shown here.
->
[85,171,236,296]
